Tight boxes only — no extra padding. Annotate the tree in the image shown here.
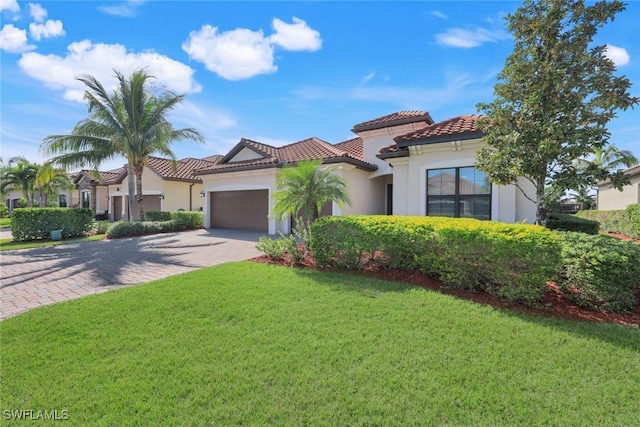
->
[476,0,639,225]
[0,156,39,207]
[577,145,638,175]
[272,159,351,237]
[41,69,204,221]
[34,162,74,207]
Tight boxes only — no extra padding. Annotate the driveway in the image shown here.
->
[0,229,264,320]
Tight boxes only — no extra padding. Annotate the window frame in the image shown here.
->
[426,166,491,220]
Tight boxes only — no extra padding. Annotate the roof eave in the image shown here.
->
[395,130,485,147]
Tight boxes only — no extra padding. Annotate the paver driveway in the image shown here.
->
[0,229,264,320]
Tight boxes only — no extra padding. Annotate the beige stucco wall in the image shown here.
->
[385,138,537,224]
[332,164,385,217]
[597,172,640,210]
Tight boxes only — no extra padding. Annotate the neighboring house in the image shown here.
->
[71,169,123,215]
[597,164,640,210]
[105,156,221,221]
[194,111,537,234]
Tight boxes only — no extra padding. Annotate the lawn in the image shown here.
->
[0,234,105,251]
[0,217,10,228]
[2,262,639,426]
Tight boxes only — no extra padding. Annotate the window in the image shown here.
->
[81,191,91,209]
[59,194,67,207]
[426,167,491,220]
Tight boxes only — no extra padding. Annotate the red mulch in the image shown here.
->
[251,245,640,327]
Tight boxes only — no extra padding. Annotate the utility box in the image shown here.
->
[50,230,62,241]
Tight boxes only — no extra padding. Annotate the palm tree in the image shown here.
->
[41,69,204,221]
[0,156,39,207]
[577,145,639,175]
[35,162,74,207]
[272,159,351,237]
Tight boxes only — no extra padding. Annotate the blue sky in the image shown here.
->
[1,0,639,172]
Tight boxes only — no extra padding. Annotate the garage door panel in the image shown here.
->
[210,190,268,232]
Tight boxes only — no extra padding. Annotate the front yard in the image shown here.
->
[2,262,638,425]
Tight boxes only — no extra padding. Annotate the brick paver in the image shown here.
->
[0,229,263,320]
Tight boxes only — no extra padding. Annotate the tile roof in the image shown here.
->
[195,136,376,175]
[74,168,126,185]
[146,156,220,182]
[352,111,434,133]
[394,115,483,144]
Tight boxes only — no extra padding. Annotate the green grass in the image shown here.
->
[2,262,639,426]
[0,217,10,228]
[0,234,105,251]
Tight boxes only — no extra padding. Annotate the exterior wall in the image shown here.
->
[332,165,386,216]
[162,180,202,212]
[597,172,640,210]
[385,138,537,224]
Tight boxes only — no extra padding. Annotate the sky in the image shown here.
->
[1,0,639,173]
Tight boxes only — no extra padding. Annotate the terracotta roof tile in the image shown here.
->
[394,115,483,143]
[146,156,220,182]
[352,111,434,132]
[195,136,376,175]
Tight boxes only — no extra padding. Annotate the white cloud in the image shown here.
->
[269,17,322,52]
[0,0,20,13]
[98,0,146,17]
[28,2,47,22]
[182,25,276,81]
[605,44,630,67]
[359,71,375,85]
[436,27,508,48]
[431,11,448,20]
[0,24,35,53]
[29,19,65,40]
[18,40,202,102]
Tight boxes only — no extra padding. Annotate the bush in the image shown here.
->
[170,211,202,230]
[11,208,94,241]
[556,232,640,312]
[576,205,640,239]
[310,216,562,305]
[92,220,111,235]
[0,204,9,218]
[256,232,305,264]
[545,213,599,234]
[106,220,183,239]
[146,211,172,222]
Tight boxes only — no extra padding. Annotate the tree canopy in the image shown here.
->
[41,69,204,221]
[476,0,639,224]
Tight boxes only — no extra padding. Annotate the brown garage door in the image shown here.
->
[210,190,268,232]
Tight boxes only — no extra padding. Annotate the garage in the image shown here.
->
[209,190,269,232]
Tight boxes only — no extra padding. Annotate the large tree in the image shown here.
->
[42,69,204,221]
[34,162,74,207]
[476,0,639,225]
[272,159,351,237]
[0,156,39,207]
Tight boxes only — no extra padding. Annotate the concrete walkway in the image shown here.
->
[0,229,264,320]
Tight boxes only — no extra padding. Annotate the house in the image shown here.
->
[194,111,537,234]
[596,164,640,210]
[104,156,221,221]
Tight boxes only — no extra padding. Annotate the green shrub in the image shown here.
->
[0,204,9,218]
[146,211,172,222]
[576,205,640,239]
[545,213,599,234]
[556,232,640,312]
[310,216,562,305]
[170,211,202,230]
[11,208,94,241]
[92,220,111,235]
[105,220,183,239]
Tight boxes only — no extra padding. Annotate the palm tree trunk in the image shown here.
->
[127,162,135,222]
[135,167,145,222]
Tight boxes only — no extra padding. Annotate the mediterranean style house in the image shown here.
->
[193,111,537,234]
[597,164,640,210]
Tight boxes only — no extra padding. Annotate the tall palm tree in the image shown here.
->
[272,159,351,236]
[41,69,204,221]
[0,156,39,207]
[577,145,639,175]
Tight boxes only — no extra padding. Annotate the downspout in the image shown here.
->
[189,183,195,211]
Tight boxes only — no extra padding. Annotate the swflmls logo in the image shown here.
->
[3,409,69,420]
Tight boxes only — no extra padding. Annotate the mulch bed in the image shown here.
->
[251,245,640,327]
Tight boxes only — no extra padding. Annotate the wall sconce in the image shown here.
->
[159,193,165,200]
[105,195,110,201]
[199,190,205,198]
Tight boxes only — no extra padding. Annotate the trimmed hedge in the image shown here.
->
[105,212,202,239]
[556,232,640,313]
[576,204,640,239]
[11,208,94,241]
[310,216,562,306]
[146,211,172,222]
[545,213,600,235]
